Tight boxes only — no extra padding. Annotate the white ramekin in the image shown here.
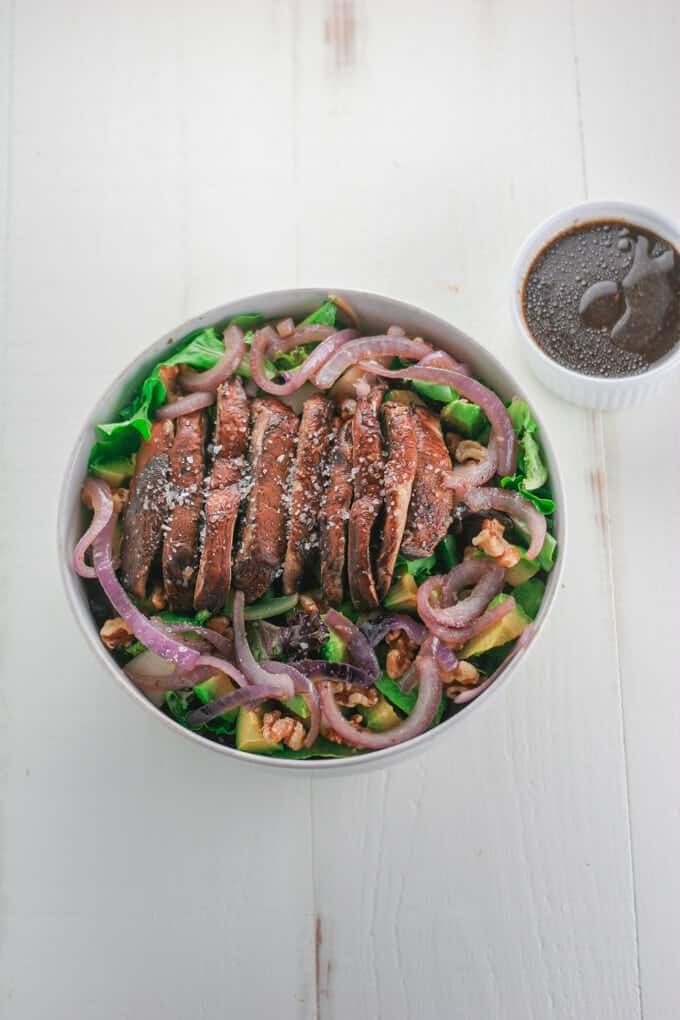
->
[511,200,680,410]
[57,288,566,774]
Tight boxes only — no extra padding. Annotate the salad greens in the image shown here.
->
[500,397,554,513]
[89,303,337,476]
[84,297,560,761]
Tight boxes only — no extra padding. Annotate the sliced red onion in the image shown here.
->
[400,638,459,693]
[387,325,405,336]
[264,661,320,747]
[444,438,498,497]
[73,477,114,578]
[424,597,517,646]
[418,560,505,630]
[250,327,358,396]
[232,591,294,699]
[463,487,547,561]
[419,349,470,374]
[318,636,443,749]
[358,613,427,648]
[124,650,196,691]
[435,643,459,673]
[453,625,534,704]
[178,324,245,393]
[156,390,215,420]
[92,517,200,671]
[151,619,234,659]
[267,323,338,356]
[357,363,516,476]
[193,654,247,688]
[186,682,286,728]
[325,609,380,682]
[314,336,431,390]
[293,659,375,687]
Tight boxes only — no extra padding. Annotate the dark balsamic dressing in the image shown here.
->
[522,219,680,377]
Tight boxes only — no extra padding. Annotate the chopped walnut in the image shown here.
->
[445,660,481,698]
[111,487,129,514]
[471,519,520,568]
[384,628,418,679]
[386,648,411,679]
[332,682,379,709]
[149,582,167,611]
[455,439,487,464]
[262,711,306,750]
[100,616,134,650]
[207,617,233,639]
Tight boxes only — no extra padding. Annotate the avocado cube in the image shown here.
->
[440,398,486,437]
[236,708,281,753]
[92,455,136,487]
[362,696,401,733]
[384,573,418,613]
[460,594,531,658]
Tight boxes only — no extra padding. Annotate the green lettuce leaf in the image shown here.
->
[269,736,362,759]
[395,552,437,584]
[376,675,446,726]
[513,577,545,619]
[88,315,262,472]
[302,300,338,327]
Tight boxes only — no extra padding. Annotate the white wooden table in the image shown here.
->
[2,2,678,1017]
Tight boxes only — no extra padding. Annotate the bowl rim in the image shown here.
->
[57,286,567,773]
[510,199,680,387]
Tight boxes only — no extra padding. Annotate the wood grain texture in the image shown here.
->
[0,3,313,1019]
[298,2,641,1017]
[1,0,677,1018]
[574,2,680,1017]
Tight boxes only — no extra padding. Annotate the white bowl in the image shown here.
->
[511,200,680,410]
[58,288,567,773]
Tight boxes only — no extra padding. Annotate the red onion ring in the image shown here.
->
[186,682,288,728]
[156,390,215,420]
[73,477,115,578]
[464,487,547,561]
[444,438,498,497]
[318,635,443,749]
[423,596,517,646]
[453,624,534,704]
[418,560,505,630]
[92,517,200,671]
[178,324,246,393]
[399,639,459,694]
[124,650,204,691]
[358,613,427,648]
[325,609,380,683]
[314,336,431,390]
[357,363,517,476]
[264,662,320,748]
[193,654,247,688]
[232,591,294,699]
[151,619,234,659]
[250,327,358,396]
[419,349,470,374]
[267,323,338,356]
